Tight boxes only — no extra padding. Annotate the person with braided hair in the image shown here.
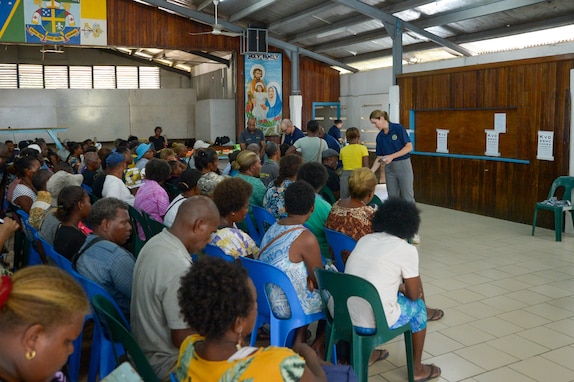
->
[0,266,89,382]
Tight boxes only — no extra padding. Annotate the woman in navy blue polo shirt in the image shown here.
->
[369,109,422,244]
[369,109,414,201]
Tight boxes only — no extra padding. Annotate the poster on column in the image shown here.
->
[245,53,282,136]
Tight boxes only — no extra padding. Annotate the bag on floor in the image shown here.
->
[321,364,358,382]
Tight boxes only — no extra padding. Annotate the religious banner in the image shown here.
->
[244,53,282,136]
[0,0,106,45]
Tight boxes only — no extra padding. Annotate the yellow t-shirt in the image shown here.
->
[340,143,369,171]
[176,334,305,381]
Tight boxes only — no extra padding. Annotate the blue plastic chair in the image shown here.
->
[323,227,357,272]
[76,274,129,381]
[252,205,276,238]
[36,238,123,382]
[242,213,262,246]
[17,210,44,266]
[36,238,85,380]
[81,183,93,193]
[239,256,325,347]
[203,243,235,262]
[36,234,70,269]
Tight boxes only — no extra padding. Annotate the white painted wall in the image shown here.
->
[0,45,197,142]
[194,99,236,143]
[0,88,197,143]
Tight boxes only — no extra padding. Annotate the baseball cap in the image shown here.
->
[46,170,83,207]
[321,148,340,159]
[106,152,125,168]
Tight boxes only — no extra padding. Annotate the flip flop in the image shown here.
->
[415,364,441,382]
[368,349,389,366]
[427,308,444,322]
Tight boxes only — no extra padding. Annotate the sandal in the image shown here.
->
[415,364,441,382]
[427,308,444,322]
[368,349,389,366]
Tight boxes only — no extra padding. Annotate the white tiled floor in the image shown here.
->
[369,203,574,381]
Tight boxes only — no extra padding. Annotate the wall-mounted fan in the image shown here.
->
[189,0,242,37]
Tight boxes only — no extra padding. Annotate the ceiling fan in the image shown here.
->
[189,0,242,37]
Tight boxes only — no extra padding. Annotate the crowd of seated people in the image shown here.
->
[0,121,442,382]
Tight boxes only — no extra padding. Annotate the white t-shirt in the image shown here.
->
[344,232,419,328]
[102,174,135,206]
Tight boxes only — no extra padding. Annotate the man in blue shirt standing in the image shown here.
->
[280,118,305,146]
[328,119,344,144]
[318,126,341,153]
[239,117,266,158]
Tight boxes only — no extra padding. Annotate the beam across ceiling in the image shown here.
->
[414,0,547,29]
[287,0,436,44]
[332,0,472,56]
[341,14,574,64]
[140,0,359,72]
[189,50,230,66]
[311,0,549,53]
[229,0,278,22]
[197,0,213,12]
[268,3,334,32]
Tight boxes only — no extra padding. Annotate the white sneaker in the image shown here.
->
[411,234,421,244]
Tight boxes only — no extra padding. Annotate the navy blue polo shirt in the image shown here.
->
[284,128,305,146]
[375,122,411,160]
[322,132,341,153]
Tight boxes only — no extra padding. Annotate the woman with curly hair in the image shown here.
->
[175,256,326,381]
[210,178,258,258]
[345,198,441,382]
[263,154,303,220]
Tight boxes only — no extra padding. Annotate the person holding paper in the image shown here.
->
[369,110,419,243]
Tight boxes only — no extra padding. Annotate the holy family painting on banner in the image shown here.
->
[245,53,282,136]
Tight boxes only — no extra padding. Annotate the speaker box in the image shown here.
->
[246,28,267,53]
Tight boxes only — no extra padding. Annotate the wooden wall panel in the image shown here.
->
[299,57,341,130]
[399,55,574,228]
[107,0,240,51]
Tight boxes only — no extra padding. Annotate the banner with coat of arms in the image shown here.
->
[0,0,106,45]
